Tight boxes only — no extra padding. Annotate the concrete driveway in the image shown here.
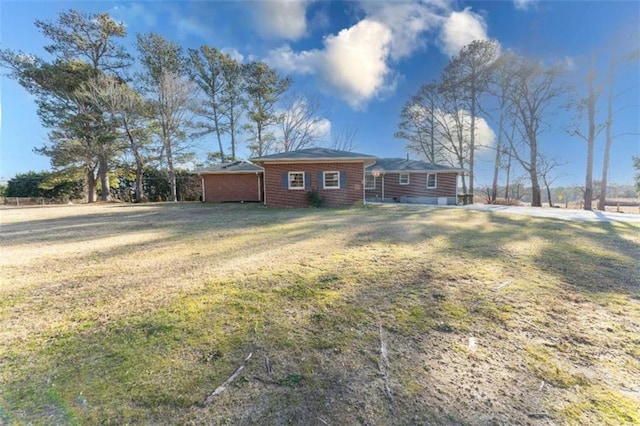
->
[455,204,640,223]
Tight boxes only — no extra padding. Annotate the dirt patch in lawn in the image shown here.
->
[1,203,638,425]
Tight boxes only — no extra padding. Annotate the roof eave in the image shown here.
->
[366,169,465,174]
[197,169,264,175]
[251,157,376,163]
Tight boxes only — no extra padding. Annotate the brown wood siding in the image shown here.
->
[365,172,458,199]
[264,162,364,207]
[203,173,262,203]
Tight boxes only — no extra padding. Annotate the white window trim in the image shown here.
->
[427,173,437,189]
[399,173,410,185]
[365,174,376,189]
[323,171,340,189]
[288,171,305,190]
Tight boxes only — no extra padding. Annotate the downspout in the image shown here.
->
[256,172,261,202]
[262,168,267,206]
[201,176,205,202]
[362,164,366,205]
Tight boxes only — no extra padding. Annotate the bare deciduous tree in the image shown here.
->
[330,126,359,152]
[598,45,640,210]
[498,53,566,207]
[395,82,448,164]
[278,94,328,152]
[537,154,567,207]
[571,54,604,211]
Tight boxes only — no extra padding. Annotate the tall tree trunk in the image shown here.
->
[98,155,111,202]
[135,166,144,203]
[531,178,542,207]
[469,87,476,204]
[429,106,435,162]
[584,54,597,211]
[122,115,145,203]
[86,168,97,203]
[529,132,542,207]
[257,124,263,157]
[215,120,225,162]
[167,160,177,202]
[598,51,615,211]
[546,181,553,207]
[491,113,505,204]
[504,144,512,201]
[460,170,468,199]
[230,115,236,160]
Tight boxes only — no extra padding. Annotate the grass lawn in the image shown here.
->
[1,202,639,425]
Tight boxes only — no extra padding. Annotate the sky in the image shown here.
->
[1,0,639,188]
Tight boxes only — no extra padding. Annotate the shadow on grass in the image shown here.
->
[0,250,542,425]
[2,202,639,424]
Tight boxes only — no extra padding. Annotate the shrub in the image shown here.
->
[305,188,324,207]
[490,197,522,206]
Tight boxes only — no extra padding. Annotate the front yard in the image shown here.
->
[1,203,638,424]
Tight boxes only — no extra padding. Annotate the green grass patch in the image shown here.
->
[1,203,638,424]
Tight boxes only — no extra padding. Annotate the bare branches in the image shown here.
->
[330,126,358,152]
[203,352,253,406]
[278,94,328,152]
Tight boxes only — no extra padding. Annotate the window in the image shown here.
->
[399,173,410,185]
[288,172,304,189]
[323,171,340,189]
[427,173,437,188]
[365,174,376,189]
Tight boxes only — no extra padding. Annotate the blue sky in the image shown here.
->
[1,0,639,187]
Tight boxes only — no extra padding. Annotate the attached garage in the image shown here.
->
[198,162,264,203]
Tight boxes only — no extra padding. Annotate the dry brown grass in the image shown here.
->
[1,203,639,425]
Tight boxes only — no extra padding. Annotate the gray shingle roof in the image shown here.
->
[196,161,264,174]
[366,158,464,173]
[251,148,377,162]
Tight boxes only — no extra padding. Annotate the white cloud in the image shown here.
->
[438,7,489,57]
[561,56,575,71]
[265,19,395,109]
[221,47,245,63]
[111,3,157,28]
[313,118,332,140]
[361,1,447,60]
[253,0,310,40]
[319,20,394,108]
[445,110,495,149]
[430,109,496,163]
[514,0,537,11]
[263,45,319,74]
[172,14,214,41]
[264,2,496,108]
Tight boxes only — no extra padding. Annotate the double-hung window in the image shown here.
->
[365,174,376,189]
[323,171,340,189]
[426,173,437,189]
[288,172,304,190]
[399,173,410,185]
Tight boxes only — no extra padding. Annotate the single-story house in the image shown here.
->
[251,148,377,207]
[198,161,264,203]
[196,148,464,207]
[365,158,464,205]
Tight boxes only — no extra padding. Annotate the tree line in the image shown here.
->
[2,168,202,202]
[1,10,349,203]
[396,39,639,209]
